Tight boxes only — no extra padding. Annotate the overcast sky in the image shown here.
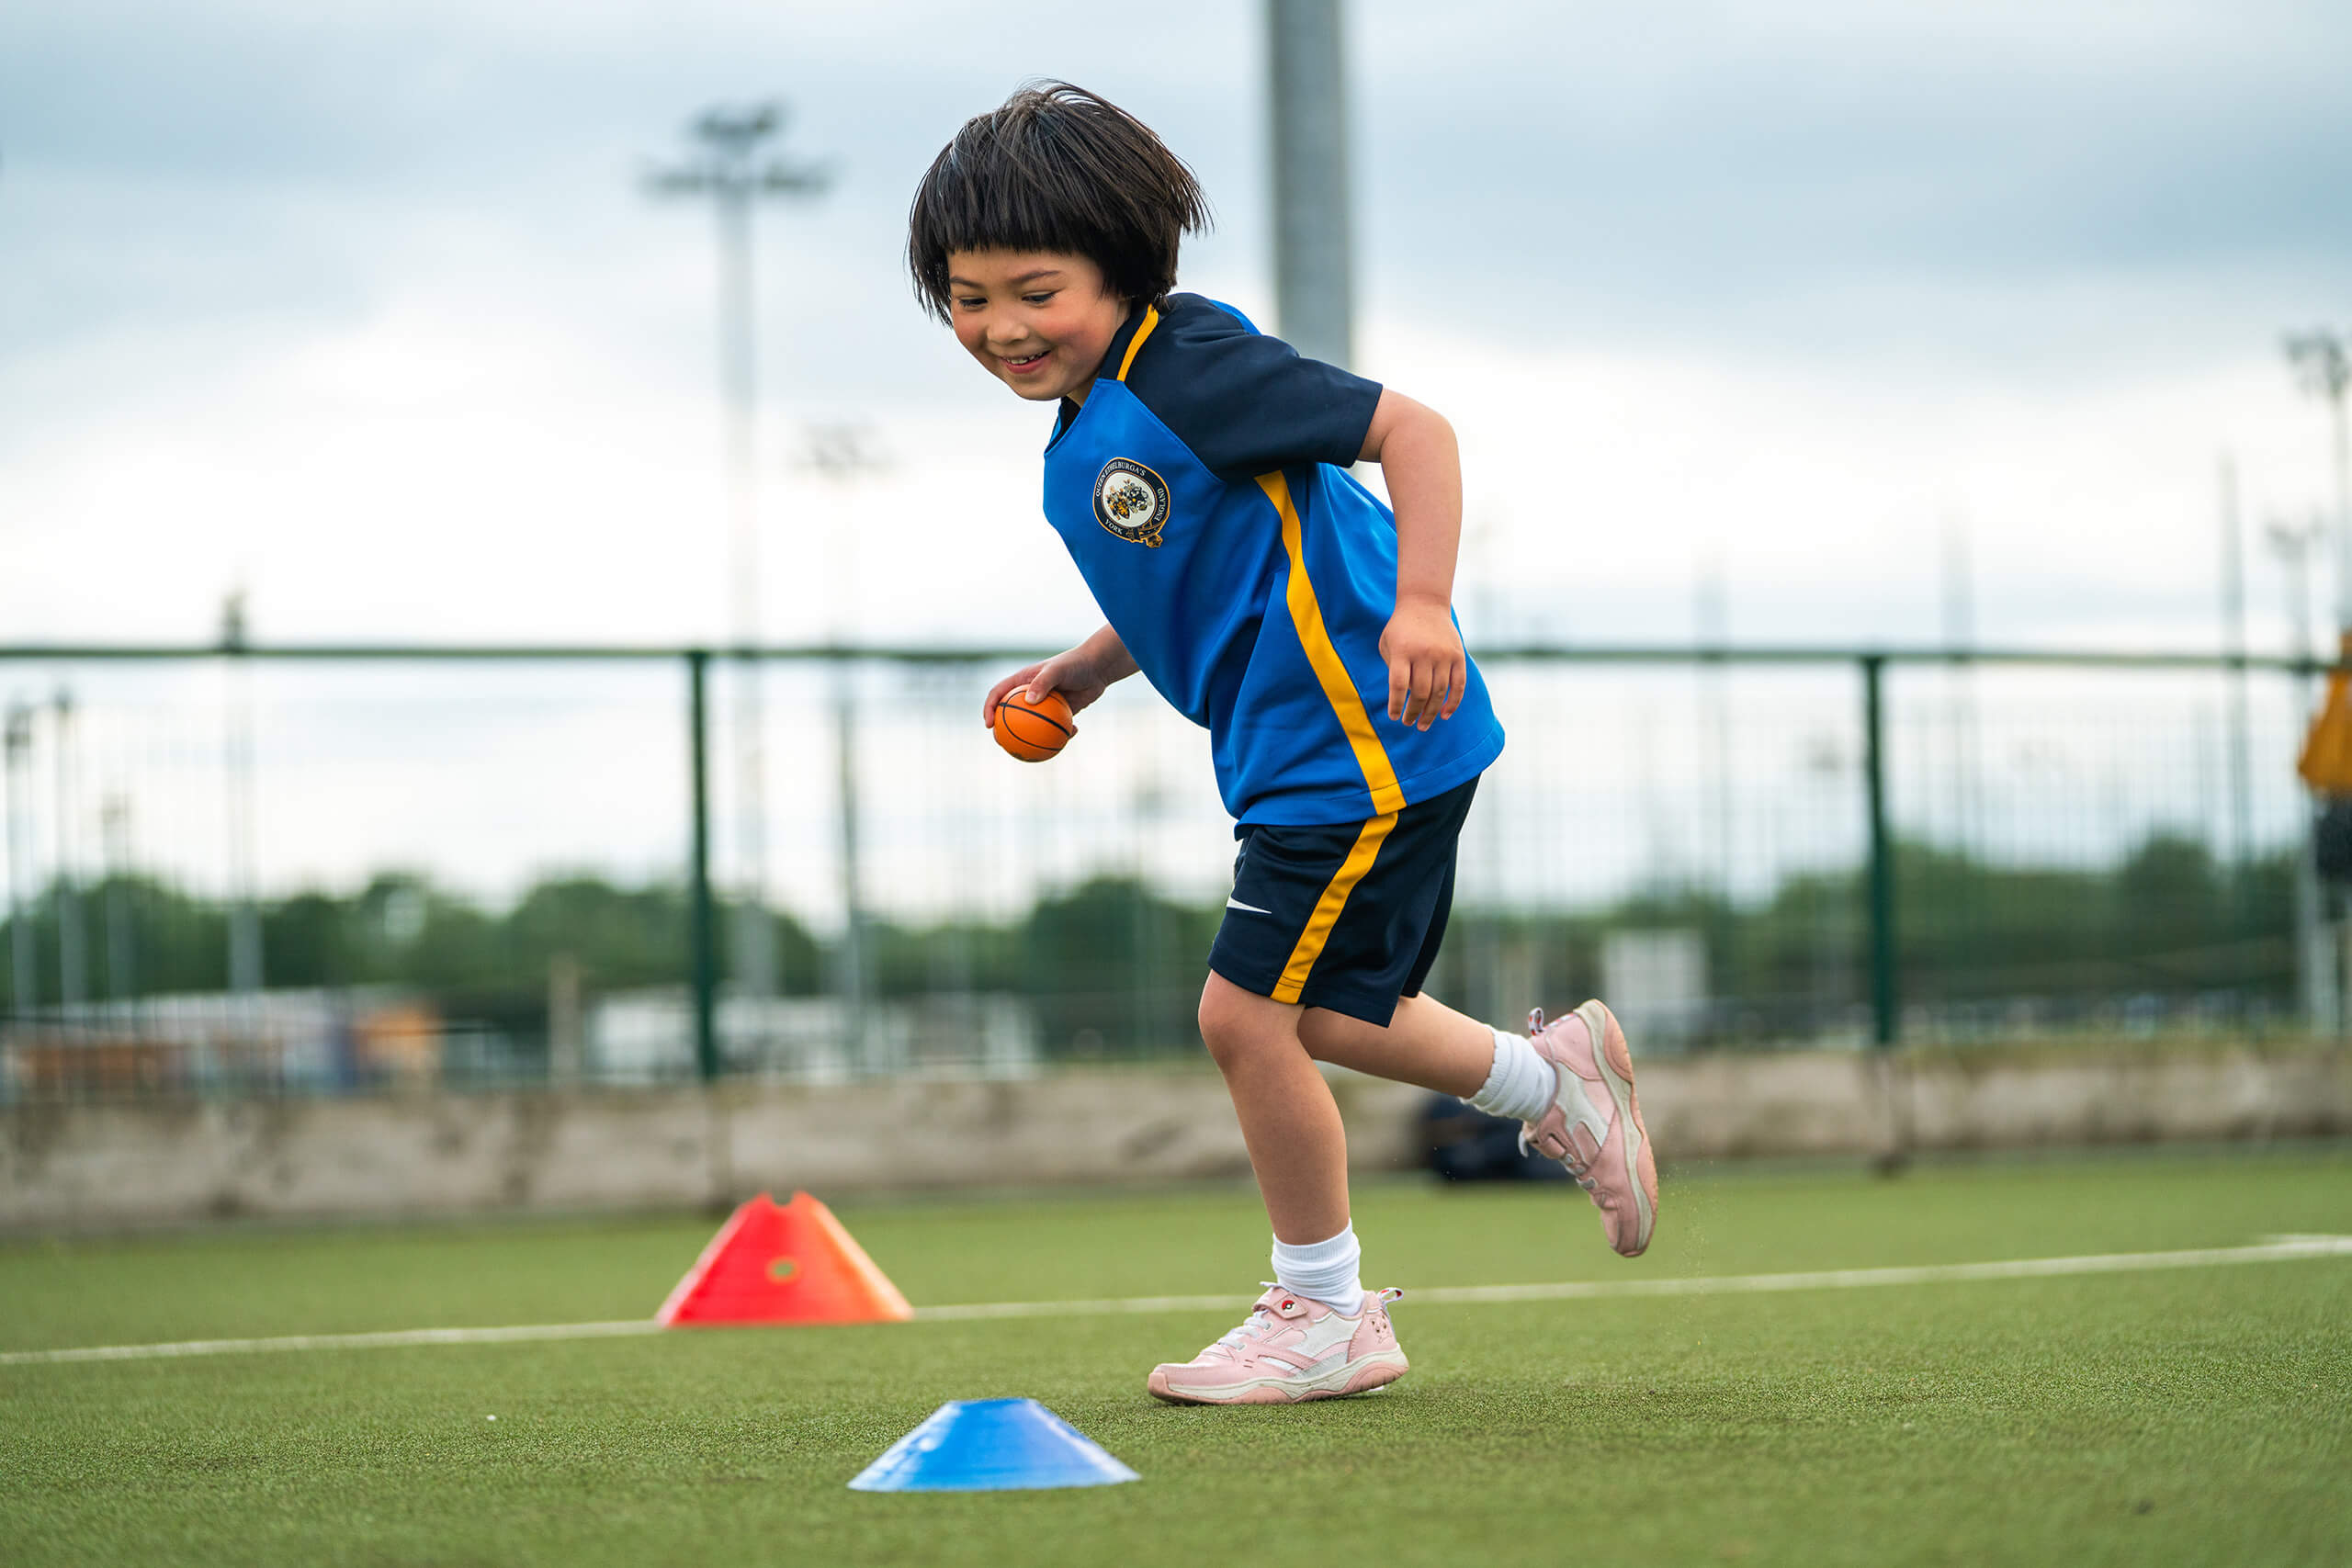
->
[6,0,2349,658]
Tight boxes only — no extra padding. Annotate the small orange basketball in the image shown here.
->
[992,687,1076,762]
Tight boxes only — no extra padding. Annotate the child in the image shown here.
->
[909,83,1657,1404]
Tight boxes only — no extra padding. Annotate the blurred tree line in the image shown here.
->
[0,832,2296,1055]
[1427,834,2292,1042]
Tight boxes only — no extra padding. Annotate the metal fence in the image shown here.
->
[0,642,2324,1101]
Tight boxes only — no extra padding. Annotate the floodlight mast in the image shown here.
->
[2285,332,2351,633]
[2285,331,2350,1042]
[1268,0,1354,370]
[51,689,85,1020]
[796,426,893,1075]
[2269,511,2336,1035]
[4,703,34,1021]
[647,104,831,1015]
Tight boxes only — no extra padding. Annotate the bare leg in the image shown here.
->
[1298,991,1495,1099]
[1196,973,1351,1244]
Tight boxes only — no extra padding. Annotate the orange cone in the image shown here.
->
[657,1190,914,1326]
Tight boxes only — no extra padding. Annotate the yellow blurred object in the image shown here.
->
[356,1001,442,1085]
[2296,633,2352,793]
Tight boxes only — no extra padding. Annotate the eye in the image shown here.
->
[1022,291,1056,306]
[954,295,986,310]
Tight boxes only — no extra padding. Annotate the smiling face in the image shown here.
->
[946,250,1129,406]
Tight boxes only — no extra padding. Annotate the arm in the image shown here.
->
[979,623,1138,729]
[1359,389,1466,729]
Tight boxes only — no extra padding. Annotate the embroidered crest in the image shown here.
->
[1091,457,1170,547]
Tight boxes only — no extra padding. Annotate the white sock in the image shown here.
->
[1271,1224,1365,1313]
[1467,1026,1558,1122]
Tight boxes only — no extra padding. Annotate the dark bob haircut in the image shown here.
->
[907,82,1210,323]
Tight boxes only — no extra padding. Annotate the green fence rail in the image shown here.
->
[0,641,2324,1091]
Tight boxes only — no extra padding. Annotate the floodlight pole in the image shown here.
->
[1861,655,1896,1050]
[2267,515,2335,1034]
[2286,331,2352,1040]
[2285,332,2352,633]
[4,703,34,1021]
[648,105,831,1028]
[2218,457,2253,919]
[1268,0,1355,369]
[798,426,892,1074]
[102,793,135,1017]
[51,689,85,1022]
[220,594,263,1016]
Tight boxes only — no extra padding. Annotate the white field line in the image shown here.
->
[6,1235,2347,1369]
[915,1235,2352,1319]
[0,1318,665,1366]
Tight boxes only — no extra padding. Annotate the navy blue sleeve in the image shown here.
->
[1121,295,1384,483]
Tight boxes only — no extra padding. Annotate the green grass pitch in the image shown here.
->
[4,1145,2348,1566]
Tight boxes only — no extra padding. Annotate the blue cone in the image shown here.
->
[848,1398,1140,1493]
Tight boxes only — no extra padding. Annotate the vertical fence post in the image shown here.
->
[1861,654,1898,1048]
[686,649,719,1083]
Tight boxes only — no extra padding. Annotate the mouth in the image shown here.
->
[999,349,1050,377]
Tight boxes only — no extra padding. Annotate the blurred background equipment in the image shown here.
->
[1419,1089,1571,1183]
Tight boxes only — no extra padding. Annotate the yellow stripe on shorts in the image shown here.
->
[1272,811,1399,1004]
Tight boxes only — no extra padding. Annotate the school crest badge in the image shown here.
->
[1092,457,1170,547]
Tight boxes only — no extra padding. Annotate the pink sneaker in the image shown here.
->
[1146,1286,1408,1404]
[1522,999,1657,1257]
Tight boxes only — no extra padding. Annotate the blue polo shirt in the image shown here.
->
[1041,293,1504,825]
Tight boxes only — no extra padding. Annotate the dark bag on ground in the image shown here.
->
[1419,1094,1571,1183]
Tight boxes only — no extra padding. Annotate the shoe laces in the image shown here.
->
[1200,1286,1401,1359]
[1202,1287,1291,1357]
[1519,1123,1598,1189]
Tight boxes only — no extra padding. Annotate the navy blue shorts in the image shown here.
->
[1207,778,1478,1025]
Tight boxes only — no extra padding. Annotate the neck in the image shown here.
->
[1068,301,1148,408]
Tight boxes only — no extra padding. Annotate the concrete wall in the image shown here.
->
[5,1046,2347,1233]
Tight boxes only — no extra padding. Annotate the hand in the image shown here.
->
[1379,596,1465,730]
[980,645,1111,730]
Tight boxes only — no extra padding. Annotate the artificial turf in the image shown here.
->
[3,1145,2347,1566]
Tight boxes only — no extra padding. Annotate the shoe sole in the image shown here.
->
[1148,1348,1408,1405]
[1576,998,1656,1257]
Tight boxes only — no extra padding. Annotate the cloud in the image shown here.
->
[4,0,2346,659]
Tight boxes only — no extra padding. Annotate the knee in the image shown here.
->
[1196,977,1275,1071]
[1196,981,1243,1066]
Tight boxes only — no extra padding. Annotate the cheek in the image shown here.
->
[1069,304,1123,364]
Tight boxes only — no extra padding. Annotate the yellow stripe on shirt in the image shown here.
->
[1272,811,1398,1003]
[1255,468,1407,817]
[1114,305,1160,381]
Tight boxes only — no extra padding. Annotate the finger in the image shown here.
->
[986,666,1042,724]
[1414,658,1441,729]
[1440,657,1464,720]
[1388,660,1410,723]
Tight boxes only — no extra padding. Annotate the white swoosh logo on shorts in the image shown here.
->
[1227,897,1272,914]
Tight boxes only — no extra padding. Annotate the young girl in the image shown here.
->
[909,83,1656,1404]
